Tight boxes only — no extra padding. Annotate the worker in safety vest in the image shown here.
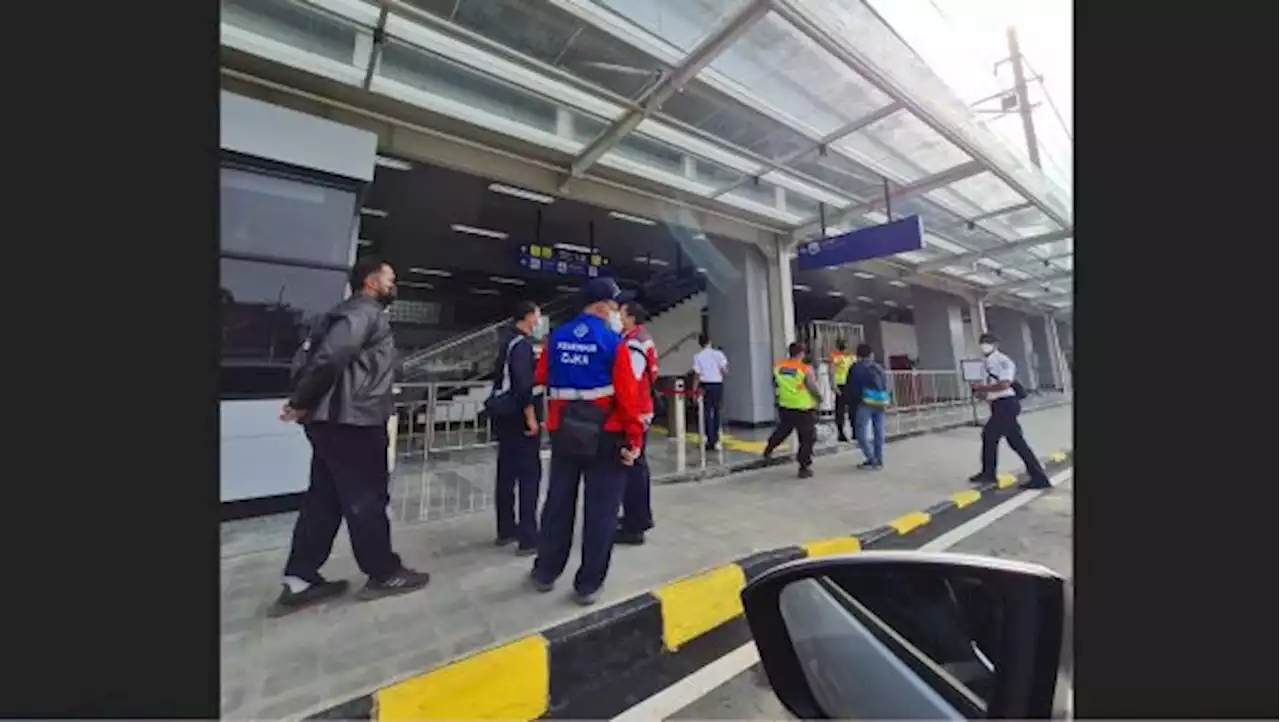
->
[615,301,659,546]
[762,342,822,478]
[828,339,856,442]
[530,278,646,605]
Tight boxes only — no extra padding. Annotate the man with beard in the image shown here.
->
[271,257,430,616]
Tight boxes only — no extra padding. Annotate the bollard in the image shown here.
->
[696,392,706,460]
[672,380,686,471]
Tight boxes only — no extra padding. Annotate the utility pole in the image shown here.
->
[1005,26,1041,169]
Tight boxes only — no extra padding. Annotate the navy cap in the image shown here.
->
[579,277,633,305]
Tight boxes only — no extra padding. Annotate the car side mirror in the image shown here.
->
[741,552,1071,720]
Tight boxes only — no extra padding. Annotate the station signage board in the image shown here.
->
[518,244,611,278]
[796,215,924,271]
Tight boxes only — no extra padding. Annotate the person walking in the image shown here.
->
[616,301,658,546]
[848,343,889,470]
[530,278,646,605]
[762,342,821,479]
[272,257,430,616]
[827,339,856,442]
[488,300,545,556]
[968,332,1051,489]
[691,335,728,451]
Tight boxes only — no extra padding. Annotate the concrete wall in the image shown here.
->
[706,240,777,425]
[220,92,378,502]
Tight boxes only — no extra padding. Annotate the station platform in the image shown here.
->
[220,401,1071,719]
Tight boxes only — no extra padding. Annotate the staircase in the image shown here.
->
[398,270,707,384]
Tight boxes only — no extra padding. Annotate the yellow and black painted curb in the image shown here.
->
[309,449,1074,721]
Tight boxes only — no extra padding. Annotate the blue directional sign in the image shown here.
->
[796,215,924,271]
[517,244,611,278]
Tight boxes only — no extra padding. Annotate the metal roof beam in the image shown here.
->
[709,101,904,201]
[913,228,1073,273]
[968,200,1035,223]
[984,270,1072,295]
[772,0,1071,229]
[793,159,983,238]
[558,0,773,191]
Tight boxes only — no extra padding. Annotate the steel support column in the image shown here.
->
[558,0,773,191]
[793,160,983,239]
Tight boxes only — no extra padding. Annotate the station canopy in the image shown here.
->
[221,0,1074,312]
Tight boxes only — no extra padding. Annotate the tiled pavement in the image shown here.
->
[220,404,1072,719]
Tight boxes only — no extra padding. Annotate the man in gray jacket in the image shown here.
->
[271,257,429,616]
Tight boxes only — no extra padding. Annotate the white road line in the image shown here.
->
[611,643,762,722]
[920,468,1073,552]
[611,465,1074,721]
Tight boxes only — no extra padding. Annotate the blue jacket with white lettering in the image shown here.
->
[535,312,645,450]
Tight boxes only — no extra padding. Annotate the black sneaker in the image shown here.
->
[515,546,537,557]
[495,536,517,547]
[356,568,431,601]
[267,579,349,618]
[798,467,814,479]
[1020,478,1052,490]
[969,473,997,484]
[573,589,600,606]
[615,530,646,546]
[836,435,849,443]
[857,461,877,470]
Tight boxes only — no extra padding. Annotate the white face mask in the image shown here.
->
[607,310,624,332]
[531,315,547,340]
[979,343,995,356]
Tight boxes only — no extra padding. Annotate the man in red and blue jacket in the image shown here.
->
[530,277,645,605]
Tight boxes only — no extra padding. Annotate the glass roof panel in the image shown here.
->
[833,110,970,183]
[983,205,1061,241]
[786,147,885,202]
[891,197,1002,251]
[397,0,671,101]
[927,171,1026,219]
[659,80,815,162]
[700,11,893,136]
[603,128,746,197]
[591,0,753,54]
[223,0,371,77]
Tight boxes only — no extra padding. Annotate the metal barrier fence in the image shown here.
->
[382,375,1067,526]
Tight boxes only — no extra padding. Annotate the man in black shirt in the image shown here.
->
[491,300,545,555]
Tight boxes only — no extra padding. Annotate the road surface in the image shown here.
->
[651,474,1074,720]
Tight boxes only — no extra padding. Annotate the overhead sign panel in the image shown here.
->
[518,244,611,278]
[796,215,924,271]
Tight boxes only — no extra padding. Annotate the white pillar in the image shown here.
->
[765,235,796,359]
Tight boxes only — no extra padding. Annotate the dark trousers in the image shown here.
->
[701,382,724,448]
[533,435,628,595]
[981,398,1049,483]
[618,434,652,534]
[284,422,402,583]
[833,384,852,438]
[764,408,818,469]
[495,425,543,549]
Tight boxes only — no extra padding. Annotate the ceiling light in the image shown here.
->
[692,233,708,241]
[554,243,593,254]
[857,296,874,303]
[883,300,898,307]
[399,281,433,289]
[360,207,388,218]
[634,256,669,266]
[375,156,412,171]
[488,183,555,204]
[556,285,578,293]
[696,267,708,273]
[827,291,845,297]
[357,238,372,247]
[452,224,509,240]
[470,288,501,295]
[888,280,908,287]
[609,211,656,226]
[906,304,914,309]
[488,276,526,286]
[793,284,812,292]
[853,271,876,279]
[410,268,452,277]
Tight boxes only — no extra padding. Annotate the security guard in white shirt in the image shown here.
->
[968,332,1050,489]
